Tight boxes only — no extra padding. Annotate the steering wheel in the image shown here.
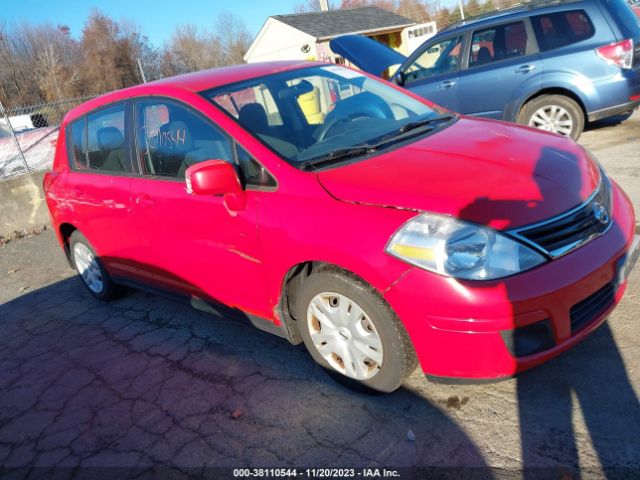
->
[316,112,376,142]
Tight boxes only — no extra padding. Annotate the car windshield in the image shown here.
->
[202,65,453,169]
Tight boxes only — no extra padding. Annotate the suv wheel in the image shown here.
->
[295,267,418,393]
[519,94,584,140]
[69,230,122,301]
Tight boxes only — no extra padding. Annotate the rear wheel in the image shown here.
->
[69,230,122,301]
[519,94,584,140]
[295,267,418,393]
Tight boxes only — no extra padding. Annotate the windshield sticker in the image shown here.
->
[323,65,364,79]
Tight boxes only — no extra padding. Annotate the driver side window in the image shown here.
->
[135,99,233,179]
[403,36,463,86]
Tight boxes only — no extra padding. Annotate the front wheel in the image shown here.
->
[519,94,584,140]
[295,268,418,393]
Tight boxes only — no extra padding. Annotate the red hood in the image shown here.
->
[316,117,600,230]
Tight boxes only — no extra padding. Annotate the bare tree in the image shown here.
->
[397,0,430,21]
[295,0,337,12]
[164,24,223,75]
[121,19,163,82]
[214,11,252,65]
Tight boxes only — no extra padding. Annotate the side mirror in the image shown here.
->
[185,160,242,196]
[393,69,406,86]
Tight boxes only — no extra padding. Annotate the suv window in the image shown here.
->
[67,118,86,170]
[469,21,528,67]
[403,36,463,85]
[531,10,595,52]
[135,99,233,179]
[86,104,131,173]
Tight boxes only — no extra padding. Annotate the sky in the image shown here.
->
[3,0,460,46]
[1,0,303,46]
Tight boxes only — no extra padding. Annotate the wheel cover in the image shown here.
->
[73,243,104,294]
[306,292,383,380]
[529,105,574,136]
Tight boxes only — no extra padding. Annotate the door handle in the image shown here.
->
[135,194,155,207]
[515,65,536,74]
[439,80,457,89]
[70,188,83,197]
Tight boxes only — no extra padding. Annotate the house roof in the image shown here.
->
[272,6,414,40]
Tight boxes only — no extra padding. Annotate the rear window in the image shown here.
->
[531,10,595,51]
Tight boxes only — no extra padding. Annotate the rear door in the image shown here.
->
[396,34,465,112]
[64,102,139,277]
[457,19,542,120]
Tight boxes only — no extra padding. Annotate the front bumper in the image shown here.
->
[384,181,637,379]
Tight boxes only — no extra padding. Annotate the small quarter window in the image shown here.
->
[236,145,276,188]
[67,119,86,170]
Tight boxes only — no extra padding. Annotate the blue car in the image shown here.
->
[331,0,640,139]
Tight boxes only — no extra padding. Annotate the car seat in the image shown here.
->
[96,127,128,171]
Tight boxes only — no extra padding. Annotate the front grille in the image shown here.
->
[509,176,612,258]
[570,283,615,333]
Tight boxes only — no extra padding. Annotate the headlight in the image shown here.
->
[386,214,546,280]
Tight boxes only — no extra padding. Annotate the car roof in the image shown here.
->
[438,0,584,35]
[64,60,317,122]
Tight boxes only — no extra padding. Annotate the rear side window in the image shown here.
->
[135,99,233,179]
[469,21,529,68]
[86,104,132,173]
[531,10,595,52]
[67,119,86,170]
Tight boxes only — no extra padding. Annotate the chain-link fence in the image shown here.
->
[0,95,100,179]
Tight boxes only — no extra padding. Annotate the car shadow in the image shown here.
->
[584,113,635,133]
[0,273,492,474]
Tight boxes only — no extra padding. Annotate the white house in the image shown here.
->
[244,6,417,64]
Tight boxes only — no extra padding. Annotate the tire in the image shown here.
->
[69,230,123,301]
[295,267,418,393]
[519,94,585,140]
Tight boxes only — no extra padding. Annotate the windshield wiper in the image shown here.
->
[379,114,456,143]
[300,145,375,171]
[300,114,456,171]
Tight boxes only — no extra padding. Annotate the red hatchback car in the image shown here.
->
[44,62,639,392]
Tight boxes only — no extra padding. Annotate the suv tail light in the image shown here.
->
[596,39,634,69]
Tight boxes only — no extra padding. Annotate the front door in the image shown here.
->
[457,20,542,120]
[129,97,269,317]
[399,35,465,112]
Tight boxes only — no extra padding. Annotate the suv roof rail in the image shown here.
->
[439,0,581,33]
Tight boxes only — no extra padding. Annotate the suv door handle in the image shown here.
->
[439,80,457,89]
[135,194,155,207]
[70,187,83,197]
[515,65,536,74]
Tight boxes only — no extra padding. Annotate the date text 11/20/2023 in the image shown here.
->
[232,468,401,478]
